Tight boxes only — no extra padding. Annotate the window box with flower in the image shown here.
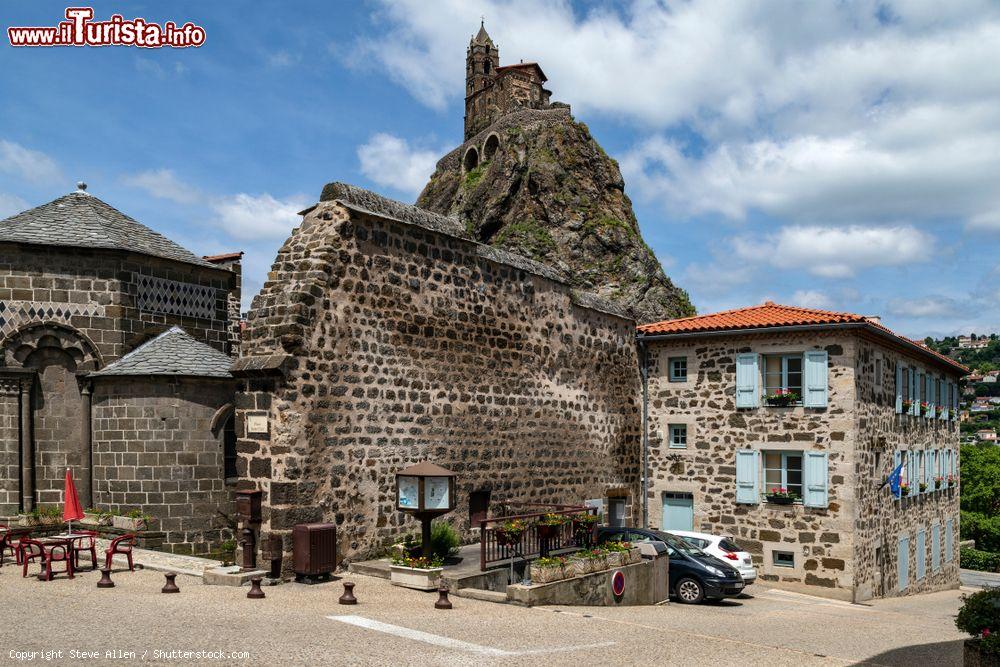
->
[536,513,568,540]
[900,482,911,497]
[919,401,930,417]
[495,519,528,547]
[530,556,569,584]
[765,487,798,505]
[935,476,943,490]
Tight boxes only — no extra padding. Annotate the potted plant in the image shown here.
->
[83,507,112,526]
[919,482,928,493]
[902,399,914,413]
[603,541,631,568]
[389,554,444,590]
[530,556,568,584]
[901,483,911,497]
[765,487,797,505]
[949,474,957,488]
[219,539,237,566]
[536,513,567,540]
[113,509,151,531]
[571,513,598,546]
[495,519,527,547]
[934,476,943,490]
[766,390,799,407]
[955,588,1000,665]
[919,401,930,417]
[40,506,62,526]
[17,509,41,527]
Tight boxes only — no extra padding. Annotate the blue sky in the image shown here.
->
[1,1,998,338]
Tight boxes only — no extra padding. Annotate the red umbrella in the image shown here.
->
[63,468,84,533]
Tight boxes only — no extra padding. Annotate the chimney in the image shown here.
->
[864,316,882,326]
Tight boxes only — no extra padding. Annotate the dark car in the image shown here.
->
[597,526,746,604]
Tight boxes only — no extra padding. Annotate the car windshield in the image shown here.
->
[648,530,708,558]
[719,538,742,553]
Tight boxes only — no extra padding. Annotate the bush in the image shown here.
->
[430,521,459,559]
[963,511,1000,553]
[956,588,1000,637]
[961,548,1000,572]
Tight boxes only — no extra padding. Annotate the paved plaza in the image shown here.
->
[0,565,969,666]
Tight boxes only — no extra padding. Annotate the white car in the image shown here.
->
[667,530,757,585]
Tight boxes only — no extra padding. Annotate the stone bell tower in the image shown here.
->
[464,22,500,140]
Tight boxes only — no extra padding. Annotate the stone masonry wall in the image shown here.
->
[646,331,858,600]
[91,377,237,554]
[851,336,961,600]
[237,198,641,563]
[0,380,20,516]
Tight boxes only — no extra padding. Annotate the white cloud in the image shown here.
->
[211,193,310,240]
[968,210,1000,232]
[123,169,202,205]
[887,296,963,318]
[357,133,440,198]
[791,290,834,310]
[0,140,61,183]
[732,225,933,278]
[0,193,28,219]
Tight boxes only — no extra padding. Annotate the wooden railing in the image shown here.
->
[478,503,596,571]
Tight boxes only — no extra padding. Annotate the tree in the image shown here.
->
[961,444,1000,551]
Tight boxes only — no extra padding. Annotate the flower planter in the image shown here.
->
[564,558,587,578]
[588,554,609,572]
[390,564,443,591]
[83,512,112,526]
[604,551,624,569]
[530,563,567,584]
[495,530,523,548]
[537,524,560,540]
[113,516,147,531]
[766,495,795,505]
[625,547,643,565]
[17,514,39,527]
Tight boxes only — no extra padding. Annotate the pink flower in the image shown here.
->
[780,487,787,493]
[984,628,991,637]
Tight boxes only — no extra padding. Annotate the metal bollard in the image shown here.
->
[97,568,115,588]
[162,572,180,594]
[247,576,265,599]
[434,586,453,610]
[339,581,357,605]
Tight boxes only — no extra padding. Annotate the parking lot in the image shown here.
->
[0,565,968,666]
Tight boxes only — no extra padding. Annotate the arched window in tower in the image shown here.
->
[484,60,490,75]
[483,134,500,162]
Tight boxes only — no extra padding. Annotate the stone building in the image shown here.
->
[233,182,641,562]
[0,184,240,554]
[637,302,965,601]
[464,22,556,140]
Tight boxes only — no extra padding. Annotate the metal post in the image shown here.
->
[421,515,433,559]
[240,523,256,571]
[20,379,34,513]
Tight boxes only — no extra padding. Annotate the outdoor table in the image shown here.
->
[36,536,79,581]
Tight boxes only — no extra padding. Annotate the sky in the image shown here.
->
[1,0,998,338]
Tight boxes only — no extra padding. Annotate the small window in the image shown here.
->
[763,450,803,499]
[875,354,883,389]
[763,354,803,403]
[669,424,687,448]
[668,357,688,382]
[901,366,911,403]
[773,551,795,568]
[223,415,237,482]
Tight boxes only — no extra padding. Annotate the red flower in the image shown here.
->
[780,487,787,493]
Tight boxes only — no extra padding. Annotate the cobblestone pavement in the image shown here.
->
[0,566,968,666]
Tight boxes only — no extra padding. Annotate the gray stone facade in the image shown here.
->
[642,326,962,601]
[234,184,642,565]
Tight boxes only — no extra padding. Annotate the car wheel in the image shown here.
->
[675,577,704,604]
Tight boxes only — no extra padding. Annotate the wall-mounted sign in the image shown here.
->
[611,570,626,598]
[398,475,419,509]
[247,415,269,434]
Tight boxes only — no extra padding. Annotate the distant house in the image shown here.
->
[983,371,999,384]
[967,373,985,384]
[971,399,992,413]
[976,429,998,443]
[958,336,990,350]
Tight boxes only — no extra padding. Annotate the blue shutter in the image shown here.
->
[927,376,936,419]
[916,529,926,580]
[932,524,941,572]
[735,450,759,504]
[940,380,948,420]
[952,381,959,420]
[735,353,759,408]
[803,351,829,408]
[803,451,829,508]
[898,535,909,591]
[946,519,954,562]
[909,371,918,415]
[931,450,939,488]
[895,364,903,414]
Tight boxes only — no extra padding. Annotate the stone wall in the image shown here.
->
[645,331,859,600]
[91,376,237,554]
[0,379,21,515]
[236,193,642,563]
[851,336,961,600]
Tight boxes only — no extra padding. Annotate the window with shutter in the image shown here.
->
[735,450,759,504]
[803,451,829,508]
[908,370,918,416]
[916,529,926,580]
[946,519,954,562]
[932,524,941,572]
[898,535,909,591]
[735,353,759,409]
[927,376,936,419]
[803,351,829,408]
[895,364,904,414]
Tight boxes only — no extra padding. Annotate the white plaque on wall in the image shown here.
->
[247,415,269,434]
[424,477,450,510]
[398,476,419,509]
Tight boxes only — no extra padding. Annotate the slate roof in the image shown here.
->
[0,189,216,268]
[638,302,968,374]
[90,327,233,378]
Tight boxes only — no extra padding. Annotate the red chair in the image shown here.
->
[105,534,137,571]
[0,525,15,567]
[18,537,46,578]
[39,541,73,581]
[71,531,99,570]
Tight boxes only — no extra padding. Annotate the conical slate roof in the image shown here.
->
[90,327,233,378]
[0,188,215,268]
[472,22,494,45]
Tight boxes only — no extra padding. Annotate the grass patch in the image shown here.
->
[494,219,556,259]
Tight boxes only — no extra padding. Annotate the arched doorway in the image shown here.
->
[463,146,480,173]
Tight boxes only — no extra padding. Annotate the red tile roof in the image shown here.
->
[496,62,547,81]
[638,302,968,374]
